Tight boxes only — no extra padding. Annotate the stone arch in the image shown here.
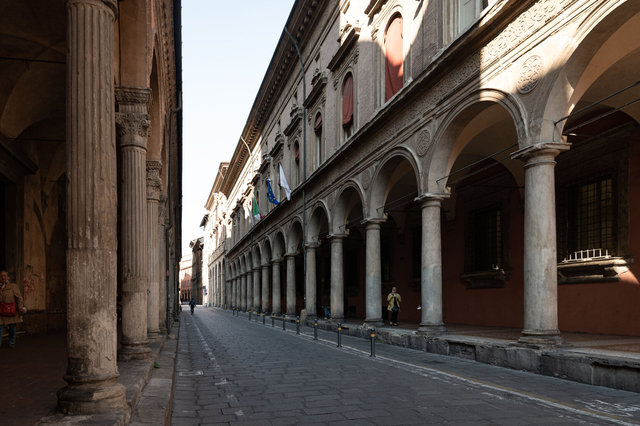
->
[332,180,366,235]
[427,90,527,192]
[368,146,422,218]
[252,244,261,269]
[307,201,331,244]
[261,238,272,265]
[272,229,286,260]
[287,218,304,254]
[147,47,164,162]
[541,2,640,141]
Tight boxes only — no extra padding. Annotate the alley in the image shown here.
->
[172,308,640,425]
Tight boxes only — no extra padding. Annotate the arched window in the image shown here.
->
[384,13,403,102]
[342,73,354,141]
[294,141,300,186]
[314,113,323,169]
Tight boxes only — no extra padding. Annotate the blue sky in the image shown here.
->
[181,1,296,255]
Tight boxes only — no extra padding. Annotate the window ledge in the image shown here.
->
[558,257,632,284]
[461,269,510,289]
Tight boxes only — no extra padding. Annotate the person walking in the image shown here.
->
[189,299,196,315]
[0,270,26,348]
[386,286,401,326]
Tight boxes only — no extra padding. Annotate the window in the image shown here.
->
[384,13,403,102]
[443,0,491,45]
[314,113,323,169]
[294,141,300,186]
[466,206,503,272]
[567,176,616,257]
[342,73,354,141]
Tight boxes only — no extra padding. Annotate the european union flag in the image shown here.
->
[267,179,279,206]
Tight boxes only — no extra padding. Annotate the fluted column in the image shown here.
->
[305,244,317,318]
[146,161,162,337]
[246,265,253,311]
[261,264,270,313]
[364,219,384,326]
[59,0,127,416]
[240,272,247,310]
[330,234,347,322]
[512,143,568,346]
[253,266,261,312]
[158,197,168,333]
[417,194,447,334]
[285,254,296,316]
[116,85,152,360]
[272,259,282,315]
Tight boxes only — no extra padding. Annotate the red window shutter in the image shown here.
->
[385,14,403,102]
[342,74,354,127]
[314,113,323,133]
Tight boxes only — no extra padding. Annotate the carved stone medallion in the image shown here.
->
[416,129,432,157]
[517,55,544,94]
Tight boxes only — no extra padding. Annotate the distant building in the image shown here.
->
[204,0,640,346]
[180,254,193,302]
[190,237,204,304]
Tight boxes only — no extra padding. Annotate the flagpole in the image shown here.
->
[284,27,307,318]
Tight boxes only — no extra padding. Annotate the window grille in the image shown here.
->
[467,206,502,271]
[567,176,615,258]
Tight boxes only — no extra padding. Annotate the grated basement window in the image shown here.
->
[466,206,502,272]
[567,176,616,257]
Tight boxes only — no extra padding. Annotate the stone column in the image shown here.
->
[146,161,162,337]
[330,234,347,322]
[253,266,261,312]
[261,264,270,313]
[116,85,152,360]
[285,254,296,316]
[246,265,253,311]
[240,272,247,311]
[158,197,168,333]
[305,244,318,318]
[234,275,239,308]
[512,143,568,346]
[417,194,447,334]
[272,259,282,315]
[364,220,384,326]
[59,0,127,415]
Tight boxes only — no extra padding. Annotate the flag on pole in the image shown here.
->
[252,197,261,222]
[279,163,291,201]
[267,179,280,206]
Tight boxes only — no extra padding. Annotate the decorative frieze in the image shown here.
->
[517,55,544,94]
[146,161,163,200]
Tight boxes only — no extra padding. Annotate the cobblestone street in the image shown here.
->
[171,309,640,425]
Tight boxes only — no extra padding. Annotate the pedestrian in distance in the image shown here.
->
[189,299,196,315]
[386,286,401,326]
[0,270,27,348]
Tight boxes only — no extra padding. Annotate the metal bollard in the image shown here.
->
[313,318,318,340]
[282,315,286,331]
[271,315,275,327]
[337,323,342,348]
[369,329,376,357]
[262,313,266,325]
[296,316,300,335]
[249,310,252,321]
[255,311,258,322]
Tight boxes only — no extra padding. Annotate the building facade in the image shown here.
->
[0,0,182,418]
[204,0,640,345]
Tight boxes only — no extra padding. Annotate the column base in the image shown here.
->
[329,316,344,323]
[147,330,162,341]
[418,323,447,335]
[118,342,152,361]
[57,380,128,417]
[518,329,563,347]
[363,318,384,328]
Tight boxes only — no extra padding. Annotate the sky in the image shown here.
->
[181,1,296,255]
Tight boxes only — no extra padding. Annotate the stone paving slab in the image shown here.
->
[172,308,640,425]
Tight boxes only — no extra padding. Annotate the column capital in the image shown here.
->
[415,192,450,206]
[115,86,152,111]
[329,232,348,240]
[67,0,118,18]
[360,217,386,228]
[304,242,319,249]
[511,142,570,164]
[284,252,297,259]
[146,160,163,201]
[271,257,283,263]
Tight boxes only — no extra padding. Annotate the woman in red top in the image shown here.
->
[0,270,27,348]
